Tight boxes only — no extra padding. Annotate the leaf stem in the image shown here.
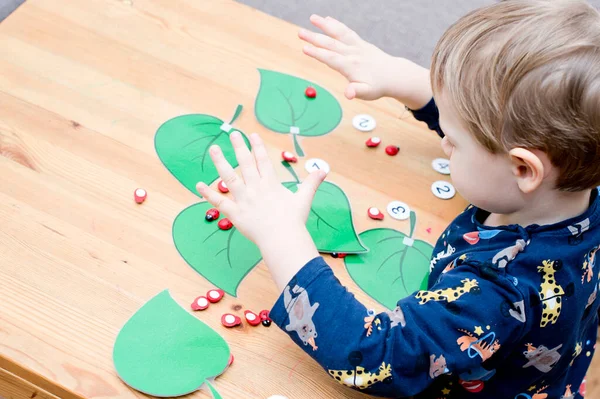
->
[292,134,305,157]
[281,161,300,183]
[205,380,223,399]
[409,211,416,238]
[229,104,243,125]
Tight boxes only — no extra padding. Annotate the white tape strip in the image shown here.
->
[290,126,300,134]
[403,237,414,247]
[220,122,232,132]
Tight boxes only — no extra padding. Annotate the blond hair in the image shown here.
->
[431,0,600,191]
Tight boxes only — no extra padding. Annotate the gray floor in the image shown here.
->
[1,0,599,67]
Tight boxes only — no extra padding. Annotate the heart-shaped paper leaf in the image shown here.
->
[345,213,433,309]
[255,69,342,156]
[283,180,367,254]
[173,202,262,296]
[155,105,250,196]
[113,290,229,397]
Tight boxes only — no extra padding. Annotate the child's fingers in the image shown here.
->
[196,182,236,216]
[297,170,327,206]
[303,45,347,74]
[298,29,348,54]
[230,132,260,186]
[249,133,276,180]
[310,14,359,46]
[209,145,244,195]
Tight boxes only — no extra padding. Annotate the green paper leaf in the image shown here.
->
[283,181,367,254]
[345,227,434,309]
[113,290,230,397]
[155,106,251,196]
[173,202,262,296]
[255,69,342,155]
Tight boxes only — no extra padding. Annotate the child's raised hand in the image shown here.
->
[299,15,394,101]
[196,132,326,250]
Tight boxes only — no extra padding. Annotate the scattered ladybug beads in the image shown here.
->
[368,207,384,220]
[134,188,147,204]
[305,86,317,98]
[218,180,229,193]
[207,289,225,303]
[205,208,220,221]
[385,145,400,156]
[365,137,381,148]
[191,296,210,311]
[282,151,298,163]
[218,218,233,230]
[244,310,261,326]
[221,313,242,328]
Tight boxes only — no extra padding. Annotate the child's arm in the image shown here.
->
[197,135,529,397]
[299,15,432,110]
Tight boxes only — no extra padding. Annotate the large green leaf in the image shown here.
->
[113,290,229,397]
[345,221,433,309]
[255,69,342,156]
[173,202,262,296]
[283,181,367,254]
[155,105,250,196]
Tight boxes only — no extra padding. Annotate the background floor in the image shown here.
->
[3,0,599,66]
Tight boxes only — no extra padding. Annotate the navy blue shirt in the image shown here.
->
[270,99,598,398]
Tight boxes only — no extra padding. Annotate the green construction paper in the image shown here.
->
[254,69,343,156]
[283,180,367,254]
[344,213,433,309]
[113,290,229,397]
[155,105,251,196]
[173,202,262,296]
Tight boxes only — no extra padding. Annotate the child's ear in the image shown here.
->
[508,148,546,194]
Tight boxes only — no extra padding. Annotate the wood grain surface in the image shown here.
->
[0,0,597,398]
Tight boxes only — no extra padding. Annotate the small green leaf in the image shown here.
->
[255,69,342,154]
[173,202,262,296]
[283,181,367,254]
[345,228,434,309]
[155,107,251,196]
[113,290,230,397]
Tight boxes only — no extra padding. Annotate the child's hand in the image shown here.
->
[299,15,395,101]
[299,15,433,109]
[197,132,324,289]
[196,132,325,250]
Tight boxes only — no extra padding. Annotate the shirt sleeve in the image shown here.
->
[270,256,529,397]
[408,97,445,138]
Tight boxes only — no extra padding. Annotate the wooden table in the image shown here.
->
[0,0,597,398]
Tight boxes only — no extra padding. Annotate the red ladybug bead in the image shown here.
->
[385,145,400,156]
[305,86,317,98]
[207,289,225,303]
[218,180,229,193]
[331,252,348,259]
[244,310,261,326]
[228,354,235,367]
[367,207,384,220]
[218,218,233,230]
[282,151,298,163]
[134,188,147,204]
[259,309,271,321]
[191,296,210,311]
[366,137,381,148]
[205,208,220,221]
[221,313,242,328]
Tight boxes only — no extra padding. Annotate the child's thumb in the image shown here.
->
[298,170,327,205]
[345,82,372,100]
